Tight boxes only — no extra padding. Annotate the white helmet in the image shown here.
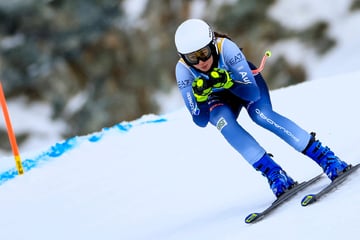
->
[175,19,215,54]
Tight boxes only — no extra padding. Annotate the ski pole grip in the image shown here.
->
[251,50,272,75]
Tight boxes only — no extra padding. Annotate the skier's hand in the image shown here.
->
[209,68,234,89]
[192,77,212,102]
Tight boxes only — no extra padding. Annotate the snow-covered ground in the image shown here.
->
[0,71,359,240]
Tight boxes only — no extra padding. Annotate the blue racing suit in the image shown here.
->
[175,37,311,165]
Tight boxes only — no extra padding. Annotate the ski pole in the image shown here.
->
[251,50,272,75]
[0,81,24,175]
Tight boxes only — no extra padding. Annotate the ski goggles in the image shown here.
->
[182,45,212,65]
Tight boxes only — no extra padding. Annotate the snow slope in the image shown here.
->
[0,71,359,240]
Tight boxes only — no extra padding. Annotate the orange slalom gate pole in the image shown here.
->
[0,81,24,175]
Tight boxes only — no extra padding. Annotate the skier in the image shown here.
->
[174,18,349,198]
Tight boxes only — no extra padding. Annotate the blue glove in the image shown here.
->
[192,77,212,102]
[209,68,234,89]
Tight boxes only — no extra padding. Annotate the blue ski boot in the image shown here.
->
[253,153,296,198]
[303,132,349,181]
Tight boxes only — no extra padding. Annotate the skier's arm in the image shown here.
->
[221,39,261,102]
[175,62,210,127]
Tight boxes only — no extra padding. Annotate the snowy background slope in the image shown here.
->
[0,71,359,240]
[2,0,360,151]
[268,0,360,80]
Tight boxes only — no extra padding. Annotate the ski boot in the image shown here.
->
[253,153,296,198]
[303,132,349,181]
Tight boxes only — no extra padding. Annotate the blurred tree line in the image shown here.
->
[1,0,356,147]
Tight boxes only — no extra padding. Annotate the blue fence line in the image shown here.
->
[0,115,167,186]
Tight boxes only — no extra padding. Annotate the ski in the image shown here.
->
[301,163,360,207]
[244,173,323,224]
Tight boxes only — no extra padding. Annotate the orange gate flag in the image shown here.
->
[0,81,24,175]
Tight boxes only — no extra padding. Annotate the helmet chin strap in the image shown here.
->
[207,42,219,72]
[209,52,219,72]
